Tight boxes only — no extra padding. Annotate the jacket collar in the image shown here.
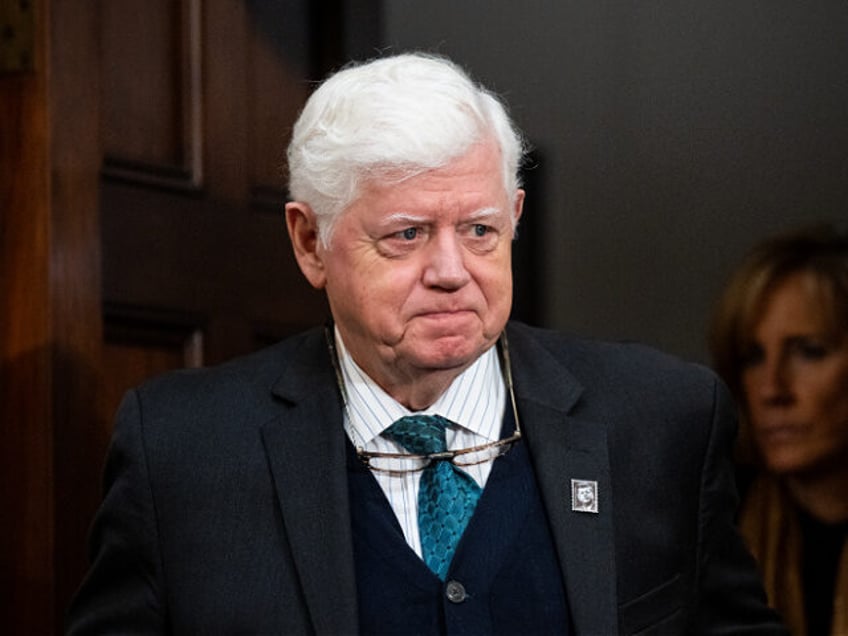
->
[507,324,619,634]
[263,324,618,634]
[263,328,359,634]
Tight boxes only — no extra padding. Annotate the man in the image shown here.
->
[68,52,785,634]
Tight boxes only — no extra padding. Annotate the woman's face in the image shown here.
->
[741,272,848,477]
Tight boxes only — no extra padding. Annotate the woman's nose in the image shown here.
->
[752,357,793,406]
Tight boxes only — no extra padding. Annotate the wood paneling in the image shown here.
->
[247,3,311,208]
[0,4,52,629]
[101,0,329,372]
[1,2,379,633]
[49,0,104,628]
[1,0,103,631]
[100,306,204,429]
[101,0,203,189]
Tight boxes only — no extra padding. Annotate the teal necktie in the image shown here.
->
[384,414,482,580]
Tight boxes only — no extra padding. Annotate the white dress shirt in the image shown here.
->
[334,327,506,558]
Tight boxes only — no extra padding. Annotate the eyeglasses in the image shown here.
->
[357,429,522,473]
[326,326,522,475]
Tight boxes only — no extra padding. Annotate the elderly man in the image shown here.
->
[68,53,785,634]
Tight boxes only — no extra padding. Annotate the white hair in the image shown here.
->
[286,52,527,246]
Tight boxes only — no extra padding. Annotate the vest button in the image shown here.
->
[445,580,467,603]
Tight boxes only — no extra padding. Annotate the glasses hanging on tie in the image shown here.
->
[325,326,522,474]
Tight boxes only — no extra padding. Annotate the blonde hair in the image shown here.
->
[709,223,848,402]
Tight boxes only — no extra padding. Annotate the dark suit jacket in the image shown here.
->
[67,322,786,635]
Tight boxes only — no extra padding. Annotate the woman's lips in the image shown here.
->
[755,423,805,445]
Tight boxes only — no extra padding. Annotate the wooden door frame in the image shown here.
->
[1,1,383,632]
[1,0,103,631]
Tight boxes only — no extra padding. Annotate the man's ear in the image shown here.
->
[513,189,525,229]
[285,201,327,289]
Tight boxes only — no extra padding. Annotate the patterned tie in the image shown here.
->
[384,414,482,580]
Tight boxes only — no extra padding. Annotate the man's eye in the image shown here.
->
[473,224,489,237]
[401,227,418,240]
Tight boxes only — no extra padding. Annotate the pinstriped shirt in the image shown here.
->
[334,328,505,558]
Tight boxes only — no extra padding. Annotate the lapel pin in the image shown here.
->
[571,479,599,513]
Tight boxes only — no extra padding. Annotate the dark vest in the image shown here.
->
[347,408,572,635]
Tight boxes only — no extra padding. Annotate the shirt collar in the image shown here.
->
[334,326,505,448]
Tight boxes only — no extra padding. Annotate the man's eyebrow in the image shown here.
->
[466,206,503,222]
[379,207,504,226]
[380,212,430,226]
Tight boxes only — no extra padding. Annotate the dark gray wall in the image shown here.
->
[383,2,848,363]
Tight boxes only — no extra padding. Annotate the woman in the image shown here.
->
[710,224,848,636]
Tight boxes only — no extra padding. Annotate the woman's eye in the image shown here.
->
[740,345,764,369]
[794,340,827,360]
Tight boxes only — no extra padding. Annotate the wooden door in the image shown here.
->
[1,0,380,632]
[98,0,326,414]
[83,0,368,619]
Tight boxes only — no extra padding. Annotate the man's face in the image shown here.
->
[311,141,523,398]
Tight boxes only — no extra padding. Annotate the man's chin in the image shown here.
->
[405,334,489,370]
[398,314,504,368]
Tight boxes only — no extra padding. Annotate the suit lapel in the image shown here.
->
[257,325,619,634]
[508,325,619,635]
[260,331,359,635]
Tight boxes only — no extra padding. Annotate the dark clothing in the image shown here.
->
[740,473,848,636]
[348,404,572,635]
[67,322,787,634]
[800,511,847,636]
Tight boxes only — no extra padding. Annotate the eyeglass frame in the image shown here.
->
[325,325,523,474]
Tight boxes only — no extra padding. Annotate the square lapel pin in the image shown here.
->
[571,479,599,513]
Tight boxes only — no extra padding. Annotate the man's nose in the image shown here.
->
[421,231,471,290]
